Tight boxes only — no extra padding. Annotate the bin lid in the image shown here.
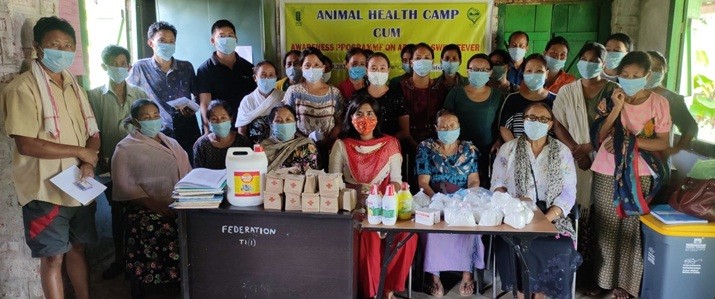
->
[641,215,715,237]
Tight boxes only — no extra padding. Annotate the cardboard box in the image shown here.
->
[416,208,441,226]
[283,174,305,194]
[263,192,283,210]
[301,193,320,213]
[319,173,343,196]
[339,188,357,211]
[320,194,339,213]
[284,192,302,211]
[265,172,284,193]
[304,173,318,193]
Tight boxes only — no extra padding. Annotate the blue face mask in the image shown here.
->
[348,66,367,80]
[618,76,648,97]
[508,47,527,62]
[412,60,433,77]
[544,56,566,72]
[286,66,302,82]
[107,66,130,83]
[272,122,297,142]
[490,65,507,80]
[322,71,332,83]
[468,71,490,88]
[41,48,75,73]
[402,63,412,73]
[155,42,175,61]
[577,61,603,79]
[523,120,549,140]
[646,71,664,89]
[137,119,162,138]
[257,78,277,94]
[441,61,460,75]
[302,67,324,83]
[215,37,237,55]
[437,128,460,145]
[605,51,626,70]
[523,73,546,91]
[209,120,232,138]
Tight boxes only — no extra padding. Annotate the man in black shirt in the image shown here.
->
[197,19,256,134]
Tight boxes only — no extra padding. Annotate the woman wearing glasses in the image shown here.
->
[491,102,582,299]
[444,53,504,188]
[415,109,484,297]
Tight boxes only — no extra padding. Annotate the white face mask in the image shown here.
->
[367,71,389,86]
[302,67,324,83]
[523,120,549,140]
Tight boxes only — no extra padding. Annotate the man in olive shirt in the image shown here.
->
[0,17,100,299]
[87,44,147,279]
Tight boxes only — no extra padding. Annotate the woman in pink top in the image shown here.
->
[588,51,671,299]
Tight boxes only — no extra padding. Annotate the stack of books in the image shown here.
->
[170,168,226,209]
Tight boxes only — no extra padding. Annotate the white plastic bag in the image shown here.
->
[478,208,504,226]
[521,202,535,223]
[445,203,477,226]
[413,188,431,209]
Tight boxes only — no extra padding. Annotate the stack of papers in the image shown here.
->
[650,205,708,225]
[170,168,226,209]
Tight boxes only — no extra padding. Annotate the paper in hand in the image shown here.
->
[50,165,107,205]
[167,97,200,113]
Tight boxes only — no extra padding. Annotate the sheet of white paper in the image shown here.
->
[167,97,200,112]
[236,46,252,63]
[49,165,107,205]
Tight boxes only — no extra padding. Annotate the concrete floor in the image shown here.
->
[84,194,605,299]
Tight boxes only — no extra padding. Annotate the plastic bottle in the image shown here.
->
[381,185,398,225]
[225,144,268,206]
[397,182,413,220]
[366,184,382,225]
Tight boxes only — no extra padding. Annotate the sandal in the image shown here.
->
[584,286,604,297]
[611,288,633,299]
[459,280,475,296]
[428,280,444,297]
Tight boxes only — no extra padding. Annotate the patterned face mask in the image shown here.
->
[351,116,377,135]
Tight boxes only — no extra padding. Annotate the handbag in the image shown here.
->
[668,177,715,221]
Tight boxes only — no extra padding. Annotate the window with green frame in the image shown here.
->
[669,0,715,145]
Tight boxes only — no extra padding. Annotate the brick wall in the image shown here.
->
[0,118,43,299]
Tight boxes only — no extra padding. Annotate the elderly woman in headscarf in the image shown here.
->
[259,105,318,174]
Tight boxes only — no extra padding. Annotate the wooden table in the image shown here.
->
[361,211,558,299]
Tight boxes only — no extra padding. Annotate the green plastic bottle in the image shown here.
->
[397,182,413,220]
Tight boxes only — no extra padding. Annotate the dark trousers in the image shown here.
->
[170,114,201,165]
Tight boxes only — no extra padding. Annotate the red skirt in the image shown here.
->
[359,231,418,298]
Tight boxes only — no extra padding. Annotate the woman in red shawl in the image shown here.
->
[329,93,416,299]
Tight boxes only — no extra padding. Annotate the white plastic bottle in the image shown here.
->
[366,184,382,225]
[225,144,268,206]
[381,185,398,225]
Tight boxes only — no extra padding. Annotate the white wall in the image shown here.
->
[637,0,671,53]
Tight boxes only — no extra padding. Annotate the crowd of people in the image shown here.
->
[0,15,699,299]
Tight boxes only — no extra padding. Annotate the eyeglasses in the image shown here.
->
[524,114,551,123]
